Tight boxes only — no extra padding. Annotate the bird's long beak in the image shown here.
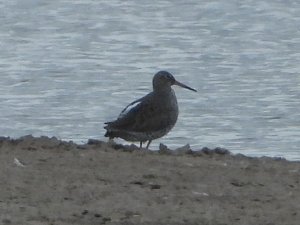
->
[174,80,197,92]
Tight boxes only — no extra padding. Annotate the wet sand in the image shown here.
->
[1,136,299,225]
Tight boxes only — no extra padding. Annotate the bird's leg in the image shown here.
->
[146,140,152,149]
[108,137,115,145]
[139,141,143,149]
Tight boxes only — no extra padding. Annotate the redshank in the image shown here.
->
[104,71,197,149]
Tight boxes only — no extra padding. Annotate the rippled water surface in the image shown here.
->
[0,0,299,160]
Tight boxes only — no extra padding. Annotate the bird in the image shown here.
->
[104,71,197,149]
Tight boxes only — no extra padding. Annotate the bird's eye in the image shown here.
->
[168,75,175,82]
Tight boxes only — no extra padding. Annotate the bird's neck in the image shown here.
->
[153,85,172,94]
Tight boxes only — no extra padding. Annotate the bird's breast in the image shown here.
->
[156,89,179,121]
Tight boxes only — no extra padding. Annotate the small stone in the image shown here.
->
[102,217,111,223]
[231,180,245,187]
[87,139,103,145]
[131,181,144,185]
[150,184,161,189]
[201,147,212,155]
[81,209,89,215]
[174,144,192,155]
[94,213,102,218]
[214,147,230,155]
[158,143,172,154]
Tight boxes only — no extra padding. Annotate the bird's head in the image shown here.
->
[152,71,197,92]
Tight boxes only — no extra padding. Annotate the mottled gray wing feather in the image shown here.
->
[106,93,172,132]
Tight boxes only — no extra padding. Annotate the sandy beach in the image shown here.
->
[0,135,299,225]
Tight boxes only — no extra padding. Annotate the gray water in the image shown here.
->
[0,0,299,160]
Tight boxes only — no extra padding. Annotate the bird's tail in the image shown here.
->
[104,130,113,137]
[104,122,115,138]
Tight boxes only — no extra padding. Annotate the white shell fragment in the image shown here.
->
[14,158,26,167]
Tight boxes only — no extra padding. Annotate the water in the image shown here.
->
[0,0,299,160]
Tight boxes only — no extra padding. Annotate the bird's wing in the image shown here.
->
[117,97,144,120]
[105,93,174,132]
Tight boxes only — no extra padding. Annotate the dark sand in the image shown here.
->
[1,136,299,225]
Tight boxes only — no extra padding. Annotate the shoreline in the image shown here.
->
[1,135,298,161]
[1,135,299,225]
